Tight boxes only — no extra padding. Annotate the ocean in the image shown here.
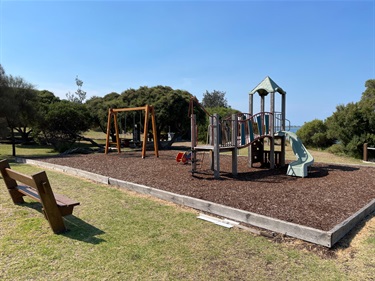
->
[289,126,301,133]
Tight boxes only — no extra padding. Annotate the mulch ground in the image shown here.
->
[35,149,375,231]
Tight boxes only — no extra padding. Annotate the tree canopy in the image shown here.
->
[299,79,375,158]
[86,86,205,147]
[202,90,228,108]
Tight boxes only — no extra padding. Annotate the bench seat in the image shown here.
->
[15,185,80,216]
[0,159,80,233]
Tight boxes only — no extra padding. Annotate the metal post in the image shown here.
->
[231,114,238,177]
[281,92,286,131]
[249,93,253,115]
[209,115,214,170]
[269,92,275,169]
[213,113,220,179]
[248,94,254,168]
[191,114,197,173]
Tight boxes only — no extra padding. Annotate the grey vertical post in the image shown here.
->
[281,93,286,131]
[209,115,214,170]
[213,113,220,179]
[248,93,254,167]
[270,92,275,169]
[191,114,197,173]
[249,93,253,115]
[281,92,286,167]
[209,115,214,145]
[231,114,238,176]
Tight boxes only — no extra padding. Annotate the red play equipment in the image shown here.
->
[176,151,192,164]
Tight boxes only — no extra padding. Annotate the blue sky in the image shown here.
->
[1,0,374,125]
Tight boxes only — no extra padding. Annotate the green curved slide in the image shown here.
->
[279,131,314,178]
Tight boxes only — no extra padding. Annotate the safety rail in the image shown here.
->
[275,112,291,132]
[207,112,273,149]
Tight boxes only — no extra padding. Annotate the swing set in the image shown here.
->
[104,105,159,158]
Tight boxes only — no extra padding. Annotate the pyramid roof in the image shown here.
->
[250,76,286,95]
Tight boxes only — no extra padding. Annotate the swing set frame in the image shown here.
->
[104,105,159,158]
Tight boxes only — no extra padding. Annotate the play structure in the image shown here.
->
[105,105,159,158]
[176,151,192,164]
[190,76,314,179]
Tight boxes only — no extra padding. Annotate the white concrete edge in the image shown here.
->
[329,198,375,246]
[16,157,374,248]
[16,158,109,184]
[109,177,331,247]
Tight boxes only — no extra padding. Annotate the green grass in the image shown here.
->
[0,165,351,280]
[0,144,374,280]
[0,143,58,160]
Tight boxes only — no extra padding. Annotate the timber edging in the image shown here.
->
[16,157,375,248]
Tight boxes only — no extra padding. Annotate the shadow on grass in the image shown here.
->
[62,216,106,244]
[20,202,106,244]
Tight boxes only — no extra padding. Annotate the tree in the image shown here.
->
[87,86,205,147]
[0,64,6,88]
[5,75,37,142]
[202,90,228,108]
[297,119,334,148]
[66,76,87,103]
[119,86,205,147]
[325,79,375,158]
[0,64,10,138]
[85,92,121,141]
[361,79,375,102]
[0,70,36,155]
[35,100,92,152]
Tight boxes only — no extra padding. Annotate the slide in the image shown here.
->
[278,131,314,178]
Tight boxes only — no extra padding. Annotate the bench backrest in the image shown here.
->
[0,159,67,233]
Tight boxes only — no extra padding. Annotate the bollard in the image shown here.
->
[363,143,368,162]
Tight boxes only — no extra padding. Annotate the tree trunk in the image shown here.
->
[11,128,16,157]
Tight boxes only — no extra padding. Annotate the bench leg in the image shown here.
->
[32,173,67,234]
[8,189,26,204]
[0,160,26,204]
[59,206,75,217]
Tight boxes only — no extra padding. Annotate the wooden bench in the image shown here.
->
[0,159,80,234]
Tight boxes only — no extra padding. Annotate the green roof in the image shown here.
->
[250,76,286,95]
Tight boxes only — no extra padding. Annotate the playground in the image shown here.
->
[22,77,374,247]
[33,149,375,234]
[3,153,374,280]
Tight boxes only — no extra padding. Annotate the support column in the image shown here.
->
[248,94,254,168]
[281,92,286,167]
[249,93,253,115]
[281,93,286,131]
[191,114,197,174]
[269,92,275,169]
[151,106,159,157]
[209,115,214,170]
[260,95,265,113]
[213,113,220,179]
[231,114,238,177]
[105,108,112,154]
[142,105,149,158]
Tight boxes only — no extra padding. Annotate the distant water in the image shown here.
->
[289,126,301,133]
